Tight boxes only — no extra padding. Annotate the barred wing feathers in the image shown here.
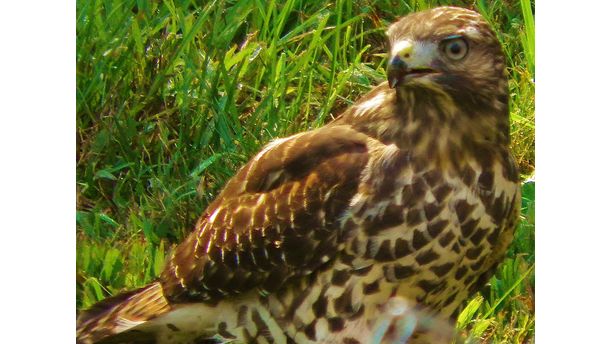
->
[161,124,371,302]
[76,282,170,343]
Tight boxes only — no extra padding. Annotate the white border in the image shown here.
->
[0,2,75,342]
[3,0,612,342]
[538,1,612,342]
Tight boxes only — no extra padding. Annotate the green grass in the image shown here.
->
[76,0,535,342]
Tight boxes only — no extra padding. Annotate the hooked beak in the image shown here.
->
[386,51,437,88]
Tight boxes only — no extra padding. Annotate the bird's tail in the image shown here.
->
[76,281,171,344]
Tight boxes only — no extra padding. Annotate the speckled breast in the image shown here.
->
[262,150,521,343]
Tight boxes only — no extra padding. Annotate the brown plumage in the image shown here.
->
[77,6,520,344]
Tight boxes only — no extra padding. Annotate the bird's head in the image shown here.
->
[386,7,507,111]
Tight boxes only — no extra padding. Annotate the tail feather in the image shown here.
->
[76,282,171,344]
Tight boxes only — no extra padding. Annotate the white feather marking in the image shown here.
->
[381,143,400,169]
[204,236,212,254]
[315,318,329,341]
[349,192,366,207]
[114,317,146,333]
[197,221,207,238]
[255,306,288,344]
[431,8,446,20]
[424,190,436,203]
[208,208,221,224]
[354,92,386,117]
[193,236,200,258]
[323,188,335,202]
[256,193,266,206]
[253,133,302,162]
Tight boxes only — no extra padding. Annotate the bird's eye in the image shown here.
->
[442,37,468,61]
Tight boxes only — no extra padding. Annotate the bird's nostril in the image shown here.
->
[390,56,404,67]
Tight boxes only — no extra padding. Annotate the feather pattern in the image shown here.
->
[76,282,170,343]
[159,124,371,303]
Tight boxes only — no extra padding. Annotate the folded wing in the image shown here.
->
[161,124,371,303]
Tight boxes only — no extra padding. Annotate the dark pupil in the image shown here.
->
[449,42,462,55]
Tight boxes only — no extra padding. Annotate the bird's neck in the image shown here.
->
[393,86,510,159]
[332,83,510,166]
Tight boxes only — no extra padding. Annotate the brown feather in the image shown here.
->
[76,282,170,344]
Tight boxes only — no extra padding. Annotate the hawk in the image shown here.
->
[77,6,520,344]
